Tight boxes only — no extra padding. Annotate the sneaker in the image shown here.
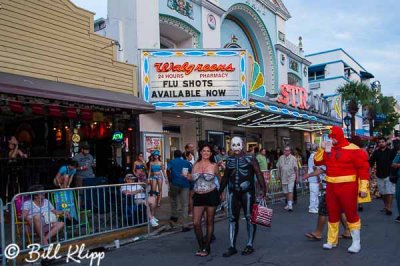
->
[323,243,337,250]
[150,218,159,227]
[395,216,400,223]
[285,205,293,211]
[153,217,159,222]
[385,209,393,216]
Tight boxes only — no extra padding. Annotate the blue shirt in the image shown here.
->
[58,166,77,177]
[167,158,192,188]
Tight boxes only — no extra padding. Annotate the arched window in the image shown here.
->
[288,73,301,86]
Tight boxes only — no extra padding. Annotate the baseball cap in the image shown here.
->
[81,142,90,149]
[125,173,136,180]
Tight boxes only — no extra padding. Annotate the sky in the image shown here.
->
[72,0,399,96]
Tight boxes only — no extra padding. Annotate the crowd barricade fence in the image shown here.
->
[0,198,6,266]
[8,183,149,265]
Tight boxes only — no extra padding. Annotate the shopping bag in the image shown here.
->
[250,199,273,227]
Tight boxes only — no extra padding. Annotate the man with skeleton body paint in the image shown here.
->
[219,137,267,257]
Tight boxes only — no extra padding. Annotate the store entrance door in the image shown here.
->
[166,135,181,162]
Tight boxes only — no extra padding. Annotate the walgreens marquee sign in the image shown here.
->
[140,49,248,109]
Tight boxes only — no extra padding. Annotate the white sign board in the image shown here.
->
[140,49,248,109]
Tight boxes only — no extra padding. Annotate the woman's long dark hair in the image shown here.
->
[197,143,216,163]
[136,152,143,161]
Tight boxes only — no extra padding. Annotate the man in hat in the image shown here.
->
[314,126,369,253]
[74,142,96,187]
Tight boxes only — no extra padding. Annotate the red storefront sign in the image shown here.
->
[8,101,24,113]
[48,104,62,117]
[66,107,77,119]
[30,103,45,115]
[80,109,92,120]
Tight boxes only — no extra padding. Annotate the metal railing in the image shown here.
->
[265,166,310,203]
[0,198,6,266]
[268,169,284,203]
[297,166,310,195]
[8,183,149,264]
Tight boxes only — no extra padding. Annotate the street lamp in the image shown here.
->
[369,80,381,137]
[371,80,381,93]
[344,115,351,139]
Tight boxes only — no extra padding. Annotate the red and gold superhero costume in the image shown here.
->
[314,126,369,250]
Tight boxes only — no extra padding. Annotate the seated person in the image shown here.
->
[54,159,79,189]
[120,174,146,204]
[22,185,69,245]
[121,174,156,226]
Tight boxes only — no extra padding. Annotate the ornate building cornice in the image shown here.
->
[191,0,226,16]
[245,0,291,21]
[159,14,201,48]
[276,44,312,66]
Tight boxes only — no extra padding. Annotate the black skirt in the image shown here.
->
[193,189,219,207]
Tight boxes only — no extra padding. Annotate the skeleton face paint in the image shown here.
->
[231,137,243,153]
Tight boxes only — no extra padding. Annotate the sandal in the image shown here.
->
[305,232,322,241]
[199,248,210,257]
[241,245,254,255]
[195,249,203,256]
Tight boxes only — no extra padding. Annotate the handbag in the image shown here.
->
[250,198,273,227]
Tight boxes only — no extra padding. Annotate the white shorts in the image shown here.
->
[377,177,395,195]
[282,182,295,193]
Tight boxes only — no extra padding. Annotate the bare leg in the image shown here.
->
[157,178,163,207]
[148,196,156,218]
[30,216,46,244]
[288,192,293,201]
[340,213,351,237]
[44,222,64,244]
[383,195,388,210]
[313,215,327,238]
[387,195,393,211]
[150,179,158,195]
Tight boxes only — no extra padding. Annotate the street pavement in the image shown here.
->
[56,196,400,266]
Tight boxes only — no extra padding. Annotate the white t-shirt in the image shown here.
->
[120,184,146,199]
[22,199,54,219]
[307,152,319,183]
